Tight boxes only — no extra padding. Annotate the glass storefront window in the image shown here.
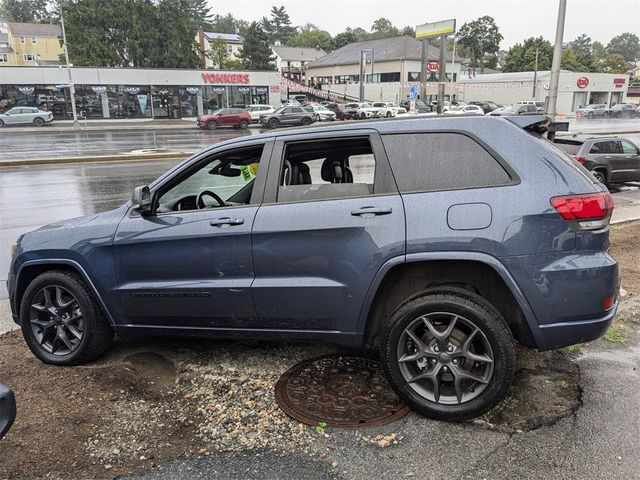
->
[229,85,252,107]
[252,86,269,105]
[179,87,200,117]
[151,86,181,119]
[204,85,227,112]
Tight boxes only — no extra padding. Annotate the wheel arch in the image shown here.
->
[359,253,542,350]
[15,259,116,327]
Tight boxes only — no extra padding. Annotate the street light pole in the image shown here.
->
[546,0,567,120]
[532,47,539,99]
[59,2,79,130]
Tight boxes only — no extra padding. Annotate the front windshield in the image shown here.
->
[360,103,372,108]
[273,107,286,114]
[210,108,224,115]
[452,106,465,111]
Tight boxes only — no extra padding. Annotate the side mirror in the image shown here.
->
[131,186,152,215]
[0,384,16,439]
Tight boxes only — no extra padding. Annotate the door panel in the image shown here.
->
[249,133,404,333]
[113,206,258,328]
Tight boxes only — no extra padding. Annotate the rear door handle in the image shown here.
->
[210,217,244,227]
[351,206,393,217]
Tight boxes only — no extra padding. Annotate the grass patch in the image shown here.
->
[603,318,629,343]
[564,344,583,355]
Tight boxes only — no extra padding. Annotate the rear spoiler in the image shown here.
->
[504,115,569,140]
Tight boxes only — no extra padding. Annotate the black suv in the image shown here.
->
[8,115,618,421]
[554,136,640,186]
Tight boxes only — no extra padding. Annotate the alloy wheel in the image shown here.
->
[29,285,84,356]
[396,312,494,405]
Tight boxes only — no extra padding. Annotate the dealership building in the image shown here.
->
[0,66,282,119]
[459,70,630,114]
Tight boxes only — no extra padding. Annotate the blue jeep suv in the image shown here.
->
[7,115,619,420]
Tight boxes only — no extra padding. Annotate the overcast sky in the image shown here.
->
[207,0,640,49]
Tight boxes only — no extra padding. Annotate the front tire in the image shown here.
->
[301,117,312,126]
[268,118,279,129]
[20,271,114,366]
[381,289,515,421]
[239,120,249,130]
[33,117,45,127]
[591,169,607,186]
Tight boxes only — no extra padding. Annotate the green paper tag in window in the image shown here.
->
[240,165,251,181]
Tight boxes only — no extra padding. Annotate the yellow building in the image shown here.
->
[0,21,62,66]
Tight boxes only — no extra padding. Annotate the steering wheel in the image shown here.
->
[196,190,226,209]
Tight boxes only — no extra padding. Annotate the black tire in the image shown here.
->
[268,118,279,129]
[301,117,312,126]
[207,120,217,130]
[20,270,114,366]
[0,119,4,127]
[587,111,594,119]
[239,120,249,130]
[360,112,366,119]
[33,117,44,127]
[381,288,515,421]
[591,169,607,186]
[385,111,391,118]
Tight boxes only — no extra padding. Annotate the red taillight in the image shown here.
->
[574,156,586,164]
[550,192,614,229]
[602,294,616,311]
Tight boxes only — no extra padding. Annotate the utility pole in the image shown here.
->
[420,38,427,102]
[60,1,79,130]
[437,35,446,114]
[532,47,539,99]
[359,50,365,101]
[546,0,567,120]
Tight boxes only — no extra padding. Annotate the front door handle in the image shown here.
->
[351,206,392,217]
[210,217,244,227]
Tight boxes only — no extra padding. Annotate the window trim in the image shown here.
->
[19,36,25,44]
[379,130,520,195]
[23,53,35,62]
[0,53,7,62]
[31,36,37,44]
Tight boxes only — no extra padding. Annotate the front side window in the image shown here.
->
[277,137,377,203]
[156,145,264,213]
[382,133,512,192]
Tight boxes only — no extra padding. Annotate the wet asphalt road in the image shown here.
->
[0,127,256,160]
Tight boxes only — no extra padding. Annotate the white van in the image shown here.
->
[515,100,544,112]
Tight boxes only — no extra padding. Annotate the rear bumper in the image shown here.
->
[536,300,619,350]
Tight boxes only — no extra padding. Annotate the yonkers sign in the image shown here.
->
[201,73,251,84]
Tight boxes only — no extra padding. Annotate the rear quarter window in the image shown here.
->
[381,133,512,192]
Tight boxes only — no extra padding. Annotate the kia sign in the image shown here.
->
[576,77,589,88]
[427,62,439,73]
[201,73,250,84]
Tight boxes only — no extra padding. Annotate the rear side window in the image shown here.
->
[590,141,621,154]
[382,133,511,192]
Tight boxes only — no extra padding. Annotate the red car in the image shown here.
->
[197,108,251,130]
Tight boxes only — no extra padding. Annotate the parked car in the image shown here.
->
[305,104,337,121]
[0,384,16,439]
[606,103,637,119]
[442,104,485,115]
[197,108,251,130]
[343,102,380,119]
[399,100,432,113]
[0,107,54,127]
[554,136,640,186]
[8,114,618,421]
[469,101,502,114]
[372,102,399,117]
[576,104,608,118]
[515,100,544,112]
[488,104,538,116]
[246,104,275,122]
[260,106,316,128]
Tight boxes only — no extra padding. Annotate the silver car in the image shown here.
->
[576,104,608,119]
[0,107,54,127]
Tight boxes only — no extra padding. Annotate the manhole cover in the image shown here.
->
[275,355,409,428]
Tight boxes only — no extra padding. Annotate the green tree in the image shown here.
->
[561,48,585,71]
[333,30,356,49]
[261,5,296,45]
[598,53,628,73]
[457,16,503,70]
[607,32,640,62]
[287,23,333,51]
[502,37,553,72]
[350,27,369,42]
[401,25,415,37]
[0,0,51,22]
[151,0,200,68]
[207,37,229,69]
[209,13,238,34]
[238,21,276,70]
[185,0,213,30]
[591,40,607,59]
[566,34,596,71]
[370,17,399,39]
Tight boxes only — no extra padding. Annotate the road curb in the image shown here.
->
[0,151,194,168]
[611,216,640,226]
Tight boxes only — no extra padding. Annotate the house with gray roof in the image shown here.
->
[196,27,245,68]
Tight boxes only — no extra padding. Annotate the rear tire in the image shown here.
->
[380,288,515,421]
[588,111,594,119]
[33,117,44,127]
[239,120,249,130]
[385,111,391,117]
[0,119,4,127]
[268,118,279,129]
[591,169,607,186]
[20,270,114,366]
[207,121,217,130]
